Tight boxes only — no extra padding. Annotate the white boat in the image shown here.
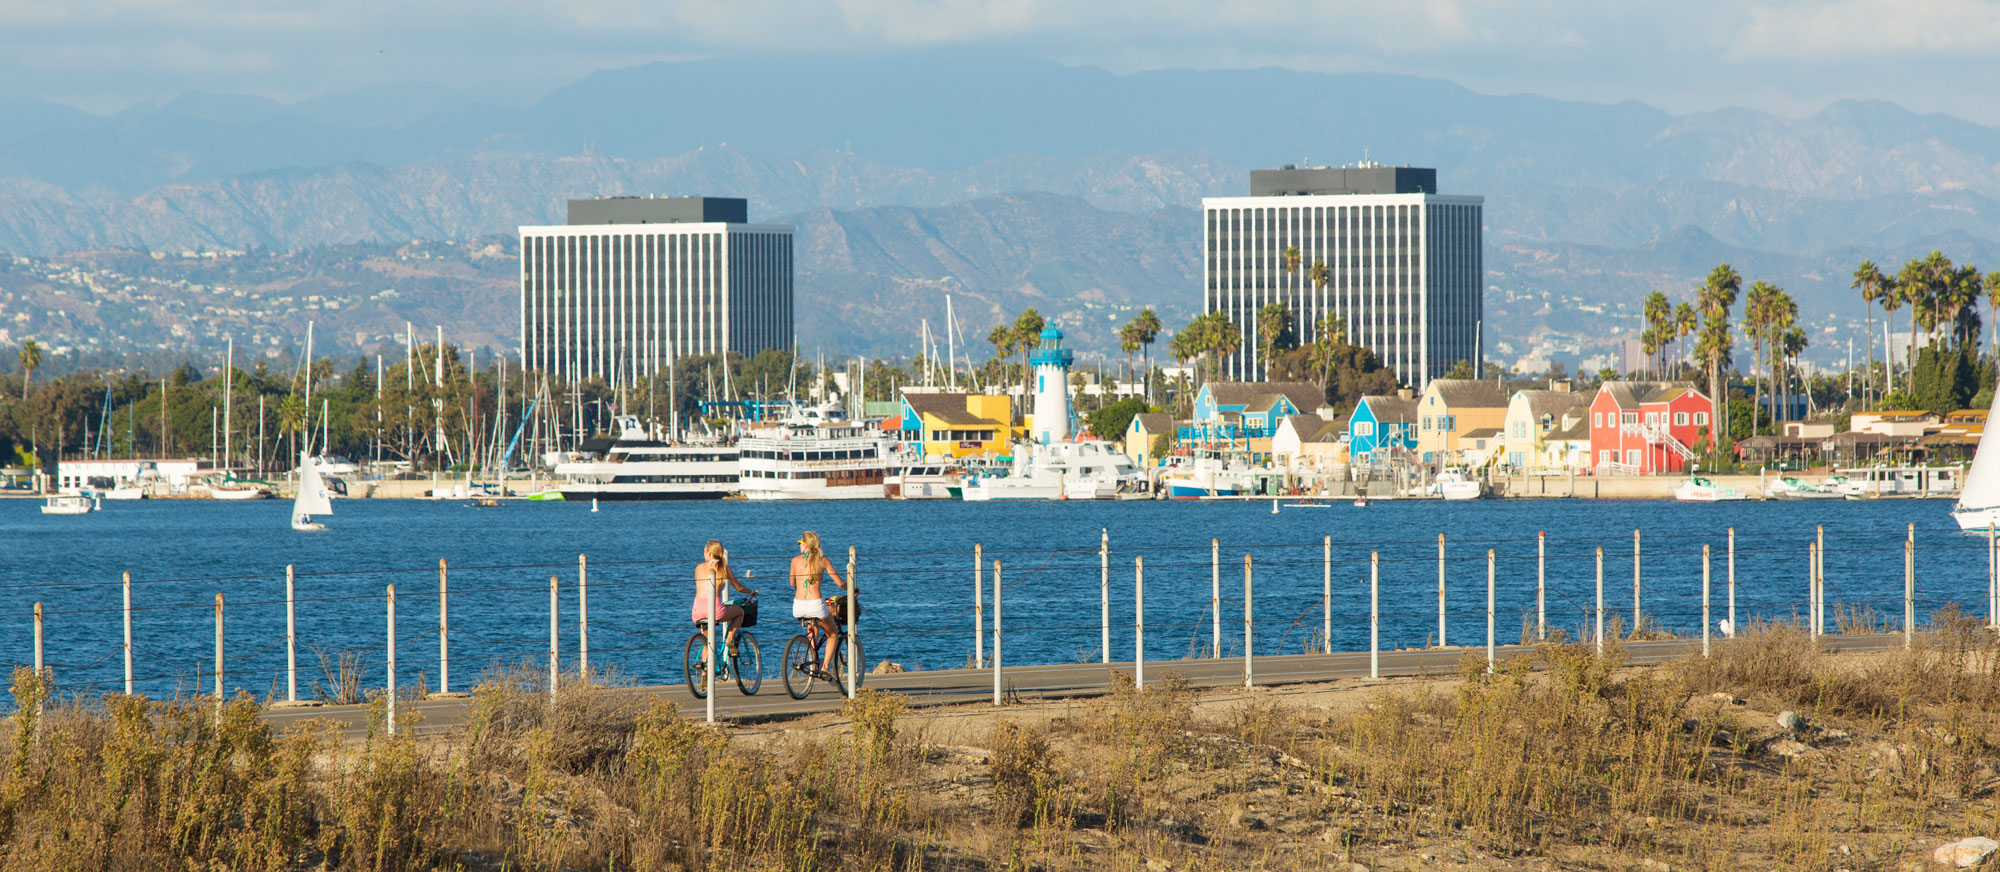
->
[1766,475,1840,500]
[41,493,97,515]
[1673,477,1746,502]
[210,481,270,500]
[961,441,1139,501]
[553,416,739,501]
[292,454,333,531]
[100,485,144,500]
[1954,390,2000,530]
[1160,454,1251,498]
[1837,465,1963,499]
[739,404,891,500]
[1426,467,1485,500]
[886,461,961,499]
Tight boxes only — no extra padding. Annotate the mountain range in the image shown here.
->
[1,52,1998,367]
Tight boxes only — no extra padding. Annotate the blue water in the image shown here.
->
[0,497,1988,701]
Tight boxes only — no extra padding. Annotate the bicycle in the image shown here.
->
[684,612,762,699]
[783,609,864,700]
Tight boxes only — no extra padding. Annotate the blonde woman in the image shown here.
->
[790,531,849,679]
[693,540,754,661]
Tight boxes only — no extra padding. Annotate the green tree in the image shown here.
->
[1254,302,1297,375]
[1853,260,1889,405]
[1672,301,1697,378]
[1910,346,1977,414]
[1130,308,1162,403]
[1086,397,1151,443]
[1695,264,1741,445]
[1641,291,1671,378]
[16,340,40,400]
[1011,309,1045,424]
[1282,245,1302,275]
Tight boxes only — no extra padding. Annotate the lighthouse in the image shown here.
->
[1029,326,1074,445]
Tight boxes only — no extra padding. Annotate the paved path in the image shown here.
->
[262,632,1910,738]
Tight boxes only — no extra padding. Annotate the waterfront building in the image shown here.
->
[1201,163,1484,387]
[1348,394,1419,458]
[896,391,1012,459]
[54,458,213,492]
[519,196,793,387]
[1123,412,1175,466]
[1500,386,1591,473]
[1415,379,1509,466]
[1586,381,1708,475]
[1272,414,1345,468]
[1183,381,1325,453]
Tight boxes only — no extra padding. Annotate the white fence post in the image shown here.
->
[213,593,223,717]
[1808,542,1818,640]
[1988,524,1996,630]
[32,601,42,678]
[974,544,984,669]
[1632,529,1642,633]
[578,554,590,677]
[1101,530,1110,665]
[551,576,565,713]
[1904,527,1915,651]
[846,547,858,695]
[1485,549,1495,673]
[1702,544,1711,658]
[284,565,297,703]
[1438,533,1447,647]
[1243,553,1254,688]
[992,560,1003,706]
[1211,538,1220,658]
[1816,525,1826,636]
[386,584,397,735]
[437,559,448,696]
[1537,531,1546,641]
[1134,555,1145,692]
[1727,527,1737,637]
[1595,547,1605,654]
[1323,535,1332,653]
[122,572,133,696]
[1369,551,1380,679]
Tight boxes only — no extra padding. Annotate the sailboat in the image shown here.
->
[292,453,333,531]
[1952,389,2000,531]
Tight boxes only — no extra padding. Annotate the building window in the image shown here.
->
[1621,413,1637,425]
[1626,449,1640,466]
[1674,412,1689,426]
[1422,416,1433,430]
[1355,421,1375,437]
[1694,412,1709,426]
[1594,412,1603,428]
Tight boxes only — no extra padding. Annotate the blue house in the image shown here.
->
[1184,382,1327,447]
[1348,394,1420,457]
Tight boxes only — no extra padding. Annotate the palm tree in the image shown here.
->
[1282,245,1302,275]
[1132,307,1162,403]
[1642,291,1671,378]
[1012,308,1046,423]
[1308,258,1330,294]
[1744,281,1778,434]
[1117,322,1142,393]
[1987,269,2000,363]
[1201,312,1242,383]
[1852,260,1888,405]
[1672,302,1697,378]
[987,324,1016,398]
[1695,263,1742,446]
[1762,286,1797,427]
[1780,326,1808,423]
[1878,275,1907,397]
[17,340,41,399]
[1946,264,1982,351]
[1254,302,1295,376]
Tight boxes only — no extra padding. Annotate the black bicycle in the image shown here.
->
[684,614,762,699]
[783,613,863,700]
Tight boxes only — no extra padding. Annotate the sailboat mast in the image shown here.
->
[302,321,314,457]
[945,294,959,391]
[223,337,233,474]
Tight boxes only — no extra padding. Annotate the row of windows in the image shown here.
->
[1592,410,1710,428]
[925,429,996,441]
[741,447,881,461]
[1421,415,1457,431]
[607,475,737,484]
[745,469,888,480]
[617,453,736,463]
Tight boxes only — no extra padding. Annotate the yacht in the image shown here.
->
[1426,467,1485,500]
[960,440,1140,501]
[738,404,891,500]
[1835,465,1962,499]
[1954,391,2000,530]
[41,493,98,515]
[1673,477,1747,502]
[553,416,741,501]
[1766,475,1840,500]
[1159,454,1251,499]
[886,460,962,499]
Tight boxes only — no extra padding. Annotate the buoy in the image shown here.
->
[591,498,599,513]
[1271,498,1280,514]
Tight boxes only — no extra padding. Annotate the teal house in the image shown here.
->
[1348,394,1419,457]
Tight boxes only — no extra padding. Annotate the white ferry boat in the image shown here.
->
[960,440,1140,501]
[553,416,740,501]
[738,405,890,500]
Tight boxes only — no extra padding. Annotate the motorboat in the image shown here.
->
[1159,454,1250,499]
[960,440,1140,501]
[41,493,97,515]
[100,484,144,500]
[1426,467,1485,500]
[886,461,961,499]
[210,480,270,500]
[291,453,333,531]
[1673,477,1747,502]
[1766,475,1841,500]
[1953,390,2000,531]
[554,416,740,501]
[1836,465,1963,499]
[739,404,892,500]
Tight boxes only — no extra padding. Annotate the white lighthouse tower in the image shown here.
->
[1029,326,1074,445]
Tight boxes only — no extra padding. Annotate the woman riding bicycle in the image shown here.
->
[790,531,849,679]
[693,540,754,660]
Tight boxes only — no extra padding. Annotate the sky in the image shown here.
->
[6,0,2000,124]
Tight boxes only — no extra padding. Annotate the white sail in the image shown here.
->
[1959,390,2000,513]
[293,453,334,521]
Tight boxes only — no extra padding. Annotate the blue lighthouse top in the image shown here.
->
[1029,326,1073,367]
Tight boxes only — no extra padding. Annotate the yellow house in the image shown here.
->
[1123,413,1176,466]
[1416,379,1510,466]
[899,391,1012,459]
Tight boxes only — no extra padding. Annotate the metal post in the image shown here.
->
[213,593,224,706]
[1485,549,1495,673]
[1438,533,1447,647]
[1369,551,1380,679]
[1323,535,1333,653]
[1595,547,1605,654]
[32,602,43,677]
[437,559,448,695]
[1904,533,1915,651]
[578,554,589,677]
[1702,545,1711,658]
[549,576,563,710]
[285,565,296,702]
[1243,553,1254,688]
[1727,527,1737,637]
[1808,542,1818,640]
[1134,556,1145,691]
[386,584,396,735]
[1536,531,1546,641]
[1211,538,1220,658]
[1816,525,1826,636]
[846,547,857,694]
[122,572,133,696]
[992,560,1003,706]
[973,544,984,669]
[1989,524,1996,630]
[1100,530,1110,664]
[1632,529,1642,633]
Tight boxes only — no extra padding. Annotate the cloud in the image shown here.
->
[1730,0,2000,59]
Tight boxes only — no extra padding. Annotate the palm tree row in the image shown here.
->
[985,308,1046,423]
[1117,308,1162,402]
[1639,292,1696,379]
[1853,252,1997,401]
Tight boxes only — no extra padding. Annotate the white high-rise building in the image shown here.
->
[519,196,793,386]
[1202,164,1483,388]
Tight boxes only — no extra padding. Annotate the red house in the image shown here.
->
[1588,381,1711,474]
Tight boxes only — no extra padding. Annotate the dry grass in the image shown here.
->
[8,622,2000,870]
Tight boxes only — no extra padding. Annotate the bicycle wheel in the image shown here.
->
[782,634,818,700]
[684,630,711,699]
[830,636,865,698]
[733,631,762,695]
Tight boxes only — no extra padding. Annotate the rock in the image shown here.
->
[1935,837,2000,868]
[1227,808,1266,830]
[1824,729,1851,742]
[1778,710,1803,731]
[1346,864,1371,872]
[1641,860,1673,872]
[1146,859,1172,872]
[870,661,905,675]
[1711,692,1743,705]
[1768,739,1811,760]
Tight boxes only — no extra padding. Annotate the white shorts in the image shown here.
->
[792,598,830,620]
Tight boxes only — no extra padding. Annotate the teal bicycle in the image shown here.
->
[684,612,762,699]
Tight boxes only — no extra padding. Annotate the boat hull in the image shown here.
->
[210,486,268,500]
[558,487,730,501]
[1166,482,1241,499]
[1954,506,2000,531]
[742,485,886,500]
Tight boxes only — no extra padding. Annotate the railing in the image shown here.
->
[1621,421,1697,461]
